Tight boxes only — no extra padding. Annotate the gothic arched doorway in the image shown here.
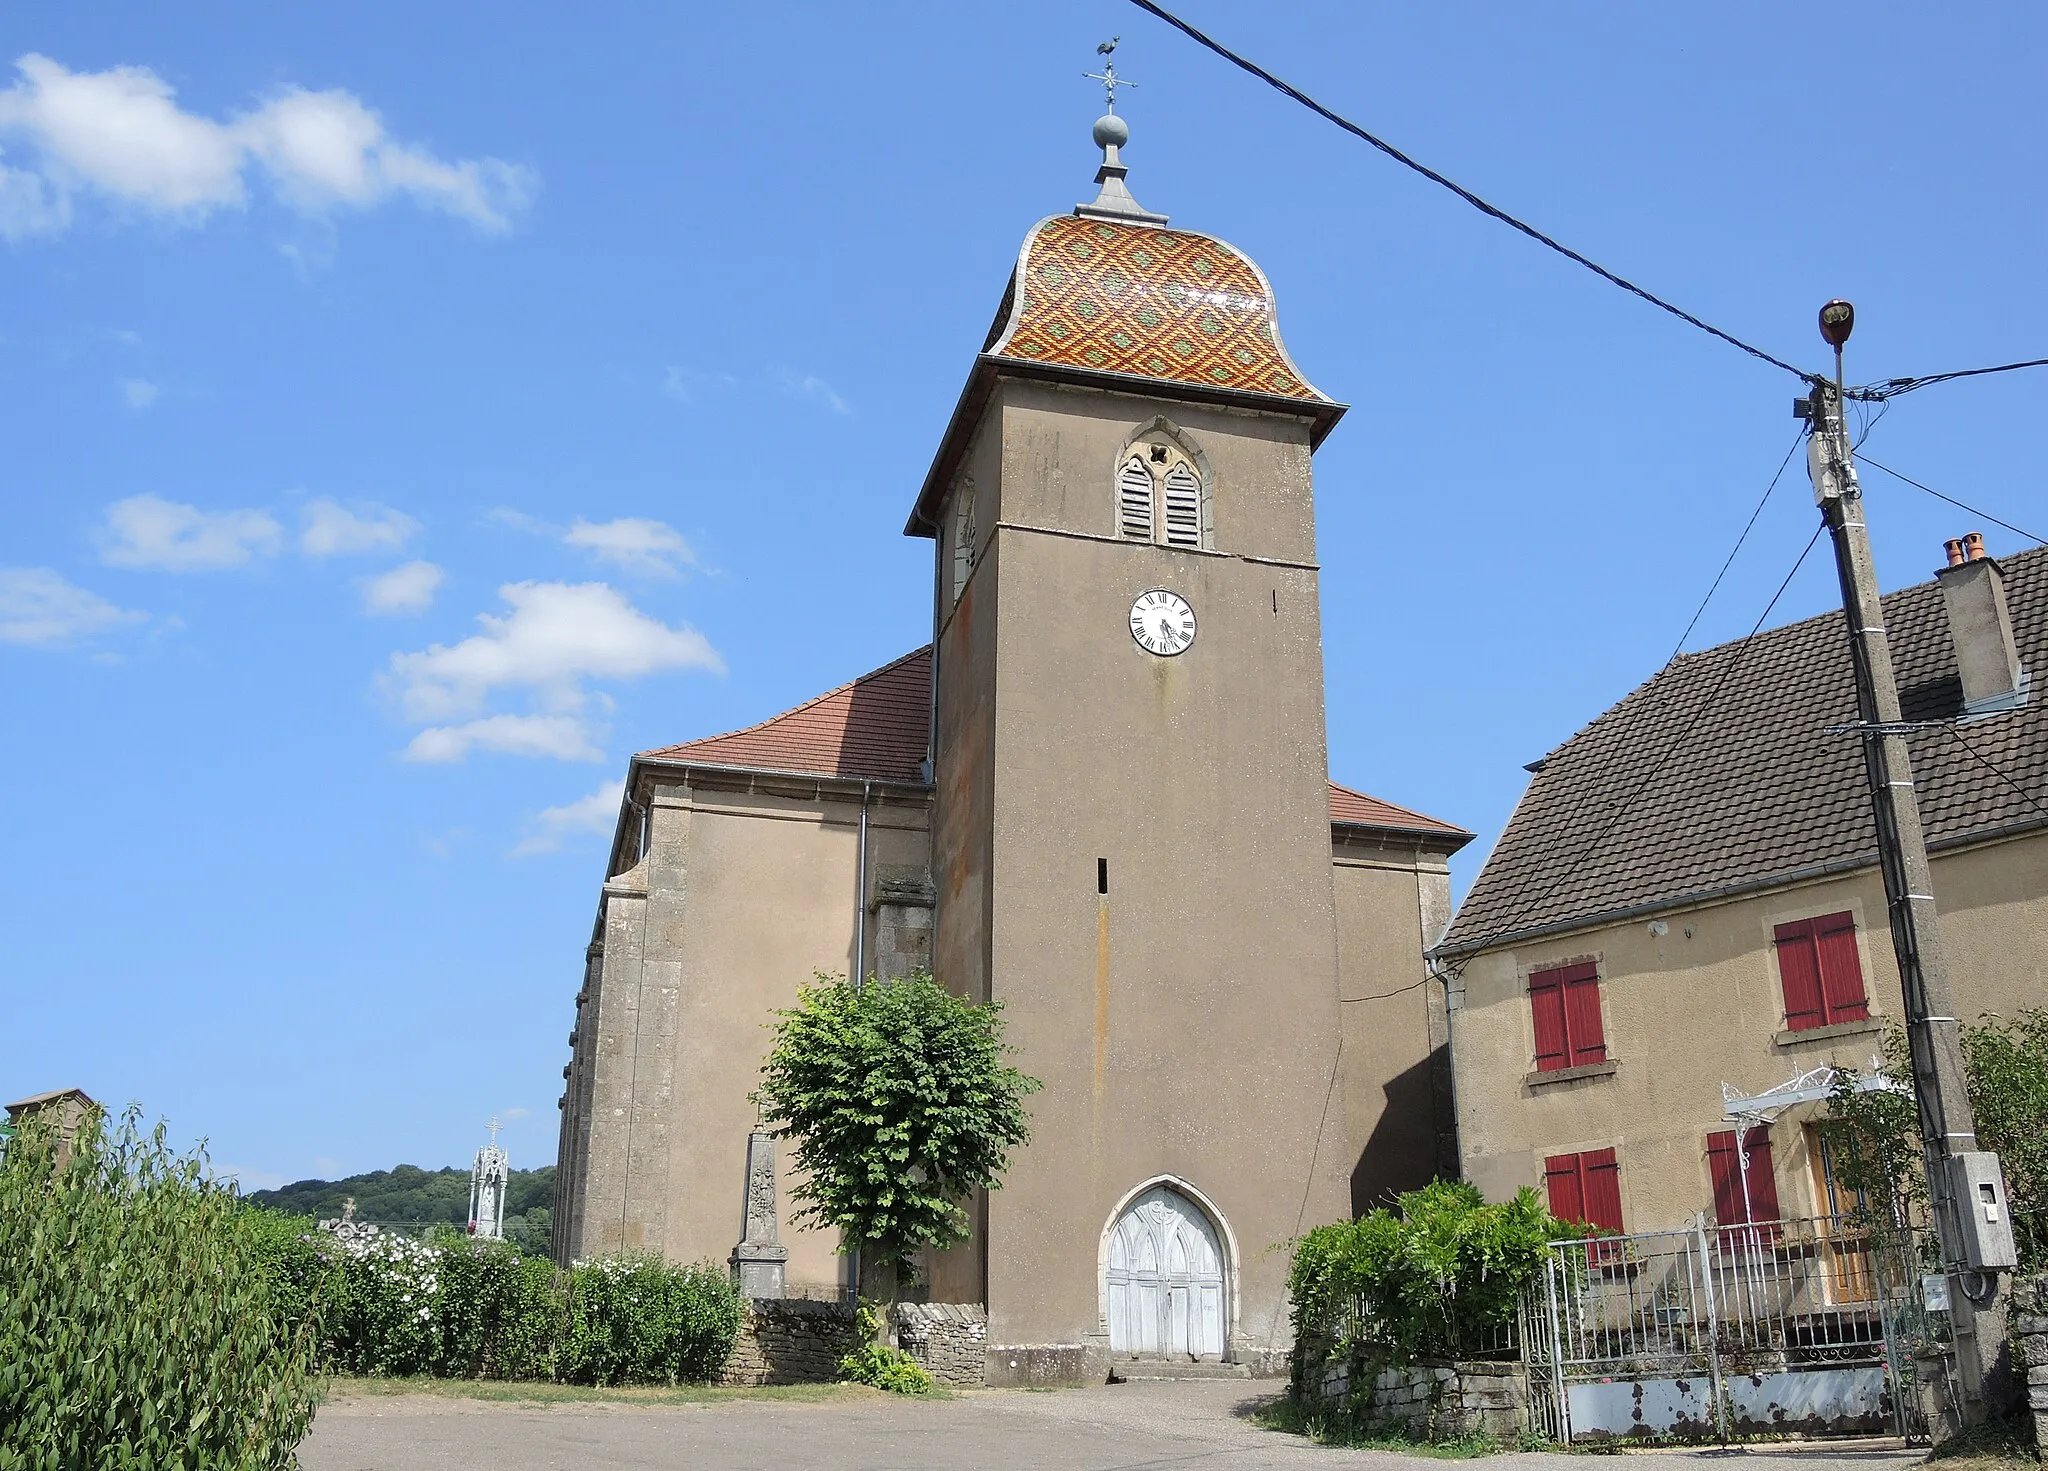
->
[1104,1184,1227,1358]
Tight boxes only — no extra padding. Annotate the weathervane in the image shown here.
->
[1084,37,1136,113]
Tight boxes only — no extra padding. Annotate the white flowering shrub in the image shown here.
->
[328,1228,445,1376]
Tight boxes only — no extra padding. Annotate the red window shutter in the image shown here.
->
[1774,919,1825,1032]
[1743,1127,1782,1234]
[1814,912,1869,1024]
[1544,1153,1585,1223]
[1531,977,1569,1073]
[1562,969,1607,1065]
[1582,1148,1625,1233]
[1707,1130,1745,1225]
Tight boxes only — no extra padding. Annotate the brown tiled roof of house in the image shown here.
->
[1438,545,2048,956]
[640,648,934,785]
[640,649,1468,841]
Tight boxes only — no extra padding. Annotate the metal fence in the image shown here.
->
[1524,1214,1933,1444]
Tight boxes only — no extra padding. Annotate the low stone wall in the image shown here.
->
[891,1303,988,1386]
[1307,1349,1527,1440]
[2014,1275,2048,1449]
[717,1298,857,1386]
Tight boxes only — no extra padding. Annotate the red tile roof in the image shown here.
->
[1329,782,1474,840]
[642,648,1469,841]
[640,648,934,785]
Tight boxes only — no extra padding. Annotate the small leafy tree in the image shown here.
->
[756,972,1042,1286]
[0,1107,318,1469]
[1823,1010,2048,1270]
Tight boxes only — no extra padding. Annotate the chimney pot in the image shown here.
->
[1945,538,1966,567]
[1936,541,2027,715]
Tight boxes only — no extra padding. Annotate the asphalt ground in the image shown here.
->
[299,1378,1931,1471]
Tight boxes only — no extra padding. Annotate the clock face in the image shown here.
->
[1130,589,1197,657]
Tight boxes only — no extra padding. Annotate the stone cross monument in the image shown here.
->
[469,1118,509,1240]
[728,1129,787,1298]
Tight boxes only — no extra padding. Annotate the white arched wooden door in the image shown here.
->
[1105,1186,1226,1358]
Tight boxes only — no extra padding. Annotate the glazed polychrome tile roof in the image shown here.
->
[1438,545,2048,956]
[641,648,1463,840]
[985,215,1330,404]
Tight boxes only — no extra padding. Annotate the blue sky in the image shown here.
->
[4,3,2043,1188]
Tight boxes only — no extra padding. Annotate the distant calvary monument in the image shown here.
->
[469,1119,509,1240]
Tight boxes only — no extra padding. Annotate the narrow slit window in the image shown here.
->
[1118,457,1155,541]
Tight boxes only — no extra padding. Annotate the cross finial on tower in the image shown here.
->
[1084,37,1136,114]
[486,1116,501,1148]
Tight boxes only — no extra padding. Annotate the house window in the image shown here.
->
[1707,1126,1781,1241]
[1529,961,1606,1073]
[1774,912,1868,1032]
[1544,1148,1624,1233]
[1117,441,1206,548]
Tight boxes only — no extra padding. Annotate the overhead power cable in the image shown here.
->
[1849,358,2048,402]
[1858,455,2048,547]
[1123,0,1815,383]
[1945,727,2048,825]
[1666,432,1804,659]
[1439,520,1828,969]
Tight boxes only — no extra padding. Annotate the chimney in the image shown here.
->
[1935,532,2028,715]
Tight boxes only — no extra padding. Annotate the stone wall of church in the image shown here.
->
[557,764,933,1291]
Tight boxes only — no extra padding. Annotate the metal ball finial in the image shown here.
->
[1093,113,1130,150]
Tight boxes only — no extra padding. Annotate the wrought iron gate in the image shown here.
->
[1522,1215,1932,1443]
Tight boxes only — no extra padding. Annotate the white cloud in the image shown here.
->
[119,377,158,408]
[500,1106,531,1121]
[564,518,697,579]
[512,778,625,855]
[0,53,534,239]
[386,582,722,764]
[404,713,602,764]
[389,580,721,721]
[772,367,850,415]
[301,497,418,557]
[0,566,145,646]
[99,493,281,571]
[361,559,443,615]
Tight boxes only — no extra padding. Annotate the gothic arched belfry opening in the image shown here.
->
[553,87,1470,1385]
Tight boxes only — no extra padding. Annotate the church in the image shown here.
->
[552,107,1471,1384]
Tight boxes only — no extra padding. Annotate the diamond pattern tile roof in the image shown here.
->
[986,215,1330,403]
[640,649,1465,843]
[1439,545,2048,955]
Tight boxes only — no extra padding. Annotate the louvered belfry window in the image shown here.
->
[1162,462,1201,546]
[1118,440,1206,548]
[1118,456,1155,541]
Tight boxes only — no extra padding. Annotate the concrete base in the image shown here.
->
[984,1343,1108,1389]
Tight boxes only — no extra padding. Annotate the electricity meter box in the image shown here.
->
[1944,1152,2017,1272]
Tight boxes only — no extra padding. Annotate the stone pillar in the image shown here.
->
[870,874,936,981]
[730,1130,788,1299]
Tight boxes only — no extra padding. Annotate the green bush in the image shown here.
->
[1824,1010,2048,1270]
[1288,1180,1574,1367]
[0,1108,317,1470]
[428,1233,558,1381]
[558,1254,744,1386]
[838,1343,933,1395]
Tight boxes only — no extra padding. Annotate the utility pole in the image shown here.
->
[1803,300,2015,1428]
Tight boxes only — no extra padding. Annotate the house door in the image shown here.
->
[1105,1186,1226,1358]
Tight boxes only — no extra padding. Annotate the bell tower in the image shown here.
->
[905,103,1356,1382]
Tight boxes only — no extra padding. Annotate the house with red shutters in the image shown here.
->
[1433,539,2047,1236]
